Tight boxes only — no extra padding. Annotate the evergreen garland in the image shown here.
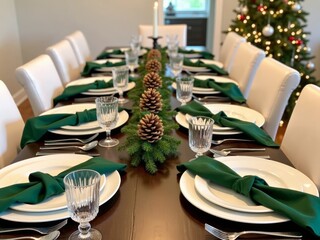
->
[119,49,180,174]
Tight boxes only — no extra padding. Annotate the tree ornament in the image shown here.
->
[241,5,249,15]
[147,49,162,60]
[288,36,295,42]
[296,39,303,46]
[140,88,163,114]
[262,24,274,37]
[138,113,164,143]
[257,4,264,12]
[143,72,162,89]
[145,59,162,73]
[304,46,312,53]
[292,3,301,12]
[239,14,246,21]
[306,61,315,70]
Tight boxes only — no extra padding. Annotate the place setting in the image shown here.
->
[0,154,125,223]
[182,58,228,75]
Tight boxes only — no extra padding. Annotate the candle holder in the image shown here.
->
[148,36,162,49]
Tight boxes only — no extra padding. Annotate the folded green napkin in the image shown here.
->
[96,49,125,60]
[183,58,228,76]
[177,156,320,237]
[81,60,126,77]
[176,101,279,147]
[53,80,112,105]
[20,108,97,148]
[194,78,246,103]
[0,157,126,213]
[178,48,214,59]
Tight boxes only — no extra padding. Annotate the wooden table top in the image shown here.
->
[0,96,315,240]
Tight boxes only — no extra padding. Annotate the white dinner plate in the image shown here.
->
[171,75,238,95]
[105,48,147,58]
[0,154,121,223]
[175,104,265,134]
[0,156,106,212]
[41,103,98,131]
[93,58,126,72]
[66,76,116,94]
[82,82,135,96]
[194,156,319,213]
[48,110,129,136]
[183,59,224,73]
[179,157,318,224]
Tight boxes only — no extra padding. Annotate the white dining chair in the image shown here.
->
[65,30,92,68]
[46,39,82,86]
[15,54,64,116]
[247,57,300,140]
[0,80,24,168]
[139,24,187,48]
[281,84,320,190]
[211,31,246,72]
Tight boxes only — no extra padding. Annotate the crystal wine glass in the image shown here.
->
[64,169,102,240]
[95,96,119,147]
[176,76,194,105]
[130,34,142,53]
[169,53,184,78]
[112,66,129,104]
[125,50,139,78]
[188,116,214,159]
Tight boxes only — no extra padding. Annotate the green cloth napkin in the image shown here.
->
[20,108,97,148]
[183,58,228,76]
[177,156,320,238]
[0,157,126,213]
[53,80,112,105]
[194,78,246,103]
[81,60,126,77]
[178,48,214,59]
[176,101,279,147]
[96,49,125,60]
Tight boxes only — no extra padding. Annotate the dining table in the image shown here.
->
[0,48,317,240]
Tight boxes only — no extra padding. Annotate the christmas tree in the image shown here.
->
[227,0,320,119]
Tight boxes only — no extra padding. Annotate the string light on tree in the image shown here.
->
[292,2,301,11]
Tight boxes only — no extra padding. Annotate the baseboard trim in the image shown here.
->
[13,88,27,106]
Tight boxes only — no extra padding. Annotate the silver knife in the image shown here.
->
[36,151,100,157]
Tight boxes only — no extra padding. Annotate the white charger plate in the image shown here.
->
[93,58,126,72]
[171,75,238,95]
[194,156,319,213]
[66,76,115,94]
[83,82,135,96]
[106,48,147,58]
[41,103,98,131]
[179,157,318,224]
[48,110,129,136]
[175,104,265,134]
[0,154,121,223]
[183,59,224,73]
[0,156,106,212]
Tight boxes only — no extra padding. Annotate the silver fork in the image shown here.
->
[210,148,266,156]
[44,133,98,144]
[2,230,60,240]
[205,223,302,239]
[0,219,67,235]
[212,138,254,145]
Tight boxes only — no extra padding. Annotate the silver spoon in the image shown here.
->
[212,138,254,145]
[4,230,60,240]
[40,140,98,151]
[44,133,99,144]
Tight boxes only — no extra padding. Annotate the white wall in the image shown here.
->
[15,0,154,63]
[0,0,24,104]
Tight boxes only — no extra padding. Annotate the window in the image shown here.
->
[163,0,208,12]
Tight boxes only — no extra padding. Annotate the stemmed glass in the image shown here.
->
[112,66,129,104]
[188,116,214,159]
[130,34,142,53]
[125,50,139,78]
[176,76,194,105]
[95,96,119,147]
[169,53,184,78]
[64,169,102,240]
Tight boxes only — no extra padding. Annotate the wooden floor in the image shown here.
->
[17,99,286,144]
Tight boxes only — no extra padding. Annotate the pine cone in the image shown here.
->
[140,88,163,113]
[147,49,162,60]
[138,113,164,143]
[145,59,162,73]
[143,72,162,89]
